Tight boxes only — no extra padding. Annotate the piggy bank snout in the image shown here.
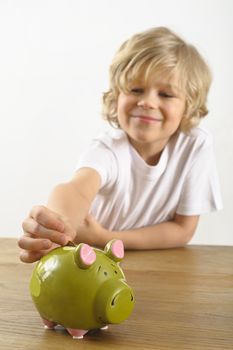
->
[95,280,135,324]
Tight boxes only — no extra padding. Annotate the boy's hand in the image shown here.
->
[18,205,75,263]
[75,214,108,247]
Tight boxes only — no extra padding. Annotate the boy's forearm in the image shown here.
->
[47,182,91,232]
[105,220,195,250]
[46,168,101,235]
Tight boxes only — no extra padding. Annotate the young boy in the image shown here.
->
[18,27,222,263]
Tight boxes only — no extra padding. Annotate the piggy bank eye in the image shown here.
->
[74,243,96,269]
[104,239,124,262]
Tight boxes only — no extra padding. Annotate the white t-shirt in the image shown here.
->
[76,128,222,231]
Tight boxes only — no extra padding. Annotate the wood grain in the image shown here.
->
[0,238,232,349]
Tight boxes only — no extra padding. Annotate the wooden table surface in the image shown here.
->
[0,238,233,350]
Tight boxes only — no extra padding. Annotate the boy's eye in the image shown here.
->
[130,88,144,94]
[159,91,174,98]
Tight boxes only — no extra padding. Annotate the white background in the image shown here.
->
[0,0,232,245]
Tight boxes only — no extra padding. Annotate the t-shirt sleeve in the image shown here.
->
[176,137,223,216]
[75,141,118,191]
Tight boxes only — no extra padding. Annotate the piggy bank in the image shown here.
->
[30,239,135,339]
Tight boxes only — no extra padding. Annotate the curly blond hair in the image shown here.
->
[102,27,212,133]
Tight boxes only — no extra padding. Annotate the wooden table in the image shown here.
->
[0,238,233,350]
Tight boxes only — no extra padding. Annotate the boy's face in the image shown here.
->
[117,74,186,158]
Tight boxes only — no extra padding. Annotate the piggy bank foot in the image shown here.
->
[42,318,57,330]
[67,328,88,339]
[100,325,108,330]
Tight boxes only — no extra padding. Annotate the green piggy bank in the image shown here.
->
[30,239,135,339]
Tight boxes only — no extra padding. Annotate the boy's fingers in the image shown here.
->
[18,235,52,251]
[29,205,65,232]
[19,250,44,264]
[22,219,70,246]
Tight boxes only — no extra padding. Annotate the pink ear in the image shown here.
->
[80,244,96,266]
[111,240,124,259]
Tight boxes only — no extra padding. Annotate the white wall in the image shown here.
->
[0,0,232,245]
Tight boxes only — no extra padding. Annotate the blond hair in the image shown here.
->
[102,27,212,133]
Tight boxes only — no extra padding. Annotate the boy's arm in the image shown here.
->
[109,214,199,249]
[46,167,101,232]
[19,167,101,262]
[77,214,199,249]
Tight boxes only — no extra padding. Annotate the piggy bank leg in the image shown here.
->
[42,318,57,329]
[100,325,108,330]
[67,328,88,339]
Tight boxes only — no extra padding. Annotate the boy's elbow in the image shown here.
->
[181,227,196,246]
[174,214,199,247]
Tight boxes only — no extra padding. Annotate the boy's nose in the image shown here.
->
[137,91,159,109]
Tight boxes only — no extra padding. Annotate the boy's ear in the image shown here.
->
[74,243,96,269]
[104,239,124,262]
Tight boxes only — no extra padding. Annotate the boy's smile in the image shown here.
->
[116,75,186,164]
[130,110,164,124]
